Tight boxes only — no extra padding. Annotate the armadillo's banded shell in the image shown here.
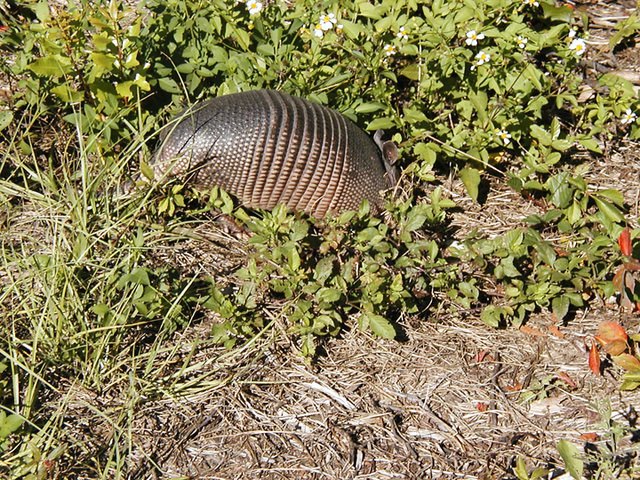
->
[152,89,397,218]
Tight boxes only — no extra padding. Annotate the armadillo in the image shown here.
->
[151,89,398,218]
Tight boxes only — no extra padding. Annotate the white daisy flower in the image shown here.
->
[569,38,586,55]
[466,30,485,46]
[383,44,397,56]
[246,0,262,15]
[517,35,528,49]
[475,50,491,65]
[621,108,638,125]
[495,129,512,145]
[319,13,337,31]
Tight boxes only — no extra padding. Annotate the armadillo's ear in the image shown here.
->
[374,129,398,165]
[374,129,399,187]
[381,140,398,165]
[374,129,385,145]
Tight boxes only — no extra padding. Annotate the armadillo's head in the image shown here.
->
[373,129,399,188]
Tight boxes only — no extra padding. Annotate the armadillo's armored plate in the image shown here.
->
[152,89,398,218]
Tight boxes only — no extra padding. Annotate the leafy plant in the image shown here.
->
[200,190,453,356]
[513,456,549,480]
[558,439,585,480]
[589,321,640,391]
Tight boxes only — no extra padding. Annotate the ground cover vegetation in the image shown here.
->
[1,0,640,477]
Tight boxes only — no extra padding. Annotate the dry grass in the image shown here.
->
[46,301,640,479]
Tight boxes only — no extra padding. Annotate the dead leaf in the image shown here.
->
[589,343,601,375]
[476,350,495,363]
[519,325,545,336]
[579,432,599,441]
[506,381,524,391]
[557,371,577,388]
[476,402,488,412]
[603,339,628,356]
[610,70,640,85]
[547,324,564,338]
[577,84,595,103]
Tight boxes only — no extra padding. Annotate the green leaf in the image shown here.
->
[34,1,51,22]
[402,107,428,123]
[546,173,573,209]
[51,85,83,103]
[609,15,640,48]
[534,242,556,266]
[460,167,481,202]
[468,90,488,124]
[594,189,624,206]
[619,379,640,391]
[612,353,640,372]
[514,457,528,480]
[322,72,353,88]
[115,81,134,99]
[405,208,427,232]
[91,52,116,69]
[414,143,437,165]
[316,287,342,303]
[481,305,503,327]
[355,102,386,113]
[28,55,72,77]
[367,117,396,130]
[400,64,421,80]
[591,195,625,224]
[91,303,110,316]
[557,440,584,480]
[552,296,569,321]
[140,160,154,181]
[0,110,13,132]
[541,2,573,22]
[129,267,151,286]
[531,468,550,480]
[358,2,382,19]
[578,137,602,153]
[287,246,301,271]
[340,20,364,39]
[0,413,24,439]
[366,313,396,339]
[504,229,524,251]
[530,125,552,146]
[157,77,181,94]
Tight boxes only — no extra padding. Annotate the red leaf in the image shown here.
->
[557,371,577,388]
[476,402,488,412]
[505,381,523,391]
[613,267,625,292]
[589,343,601,375]
[598,321,628,344]
[619,227,632,256]
[476,350,495,363]
[579,432,599,441]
